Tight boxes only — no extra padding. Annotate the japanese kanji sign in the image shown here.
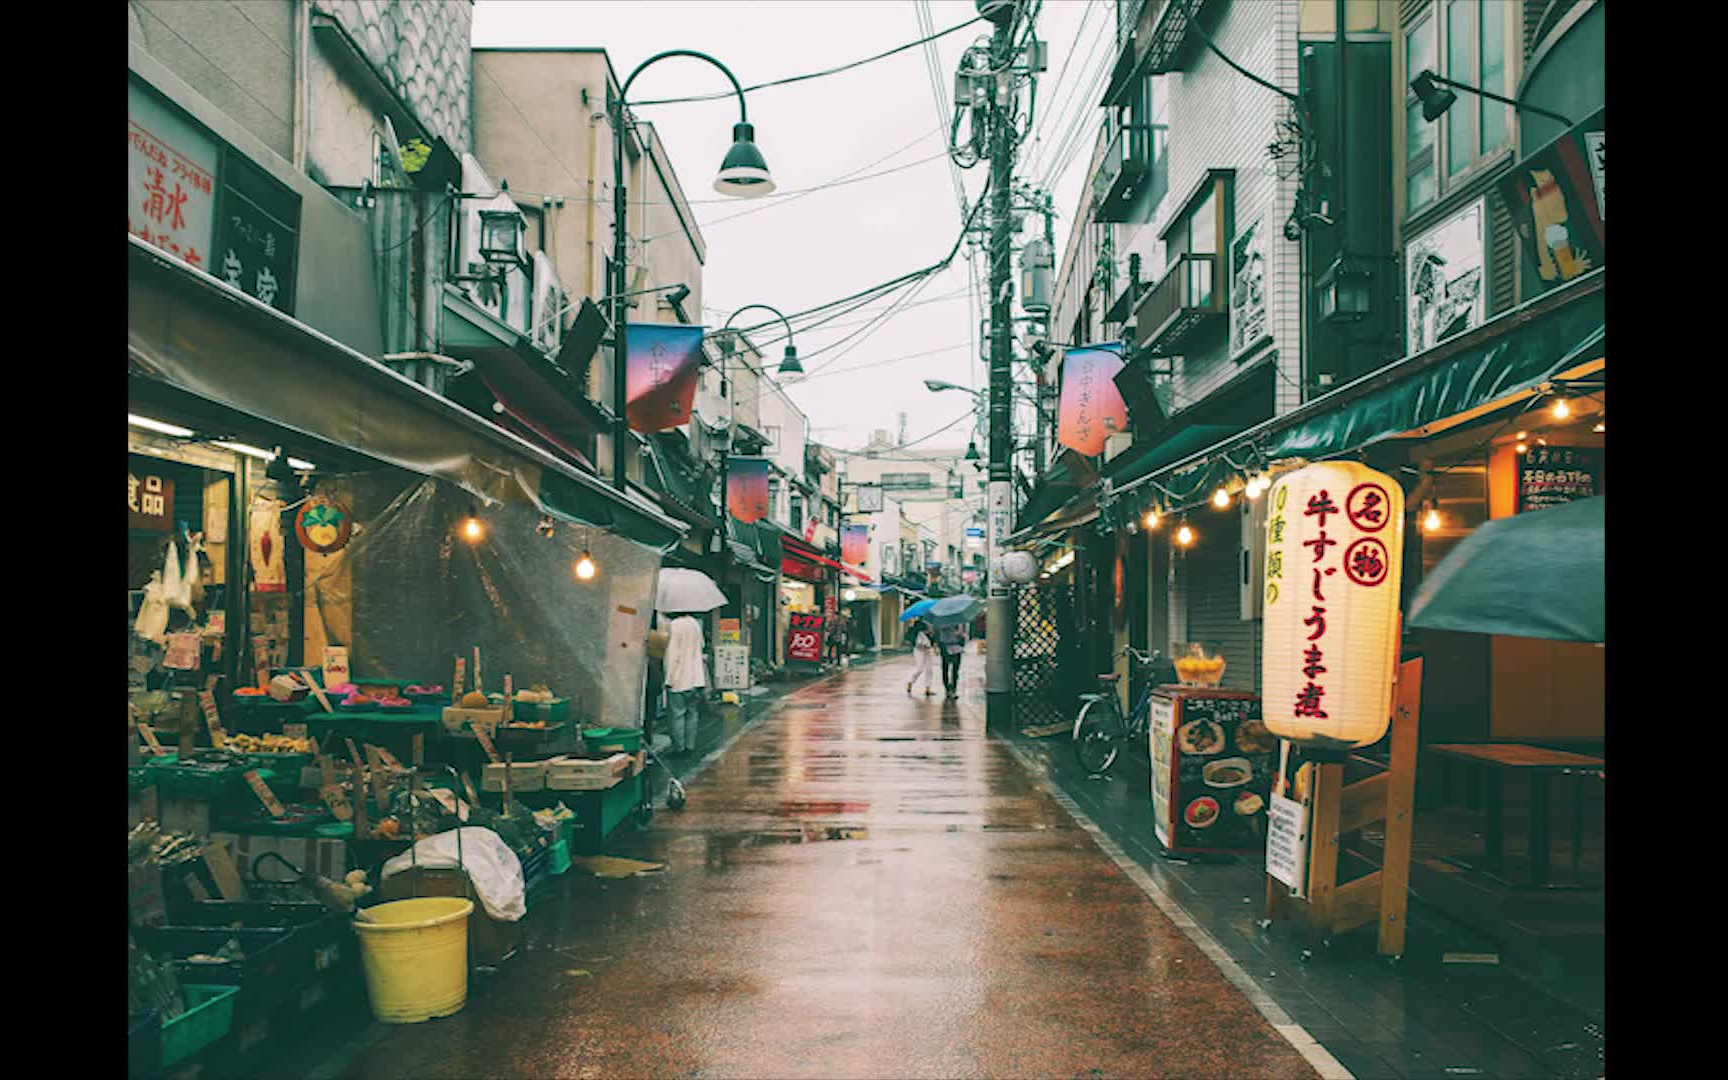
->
[1517,445,1600,514]
[1056,343,1128,457]
[129,80,217,270]
[1261,462,1405,749]
[786,612,825,664]
[128,465,175,532]
[625,323,704,432]
[215,150,301,315]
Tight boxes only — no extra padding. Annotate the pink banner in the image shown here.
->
[1057,344,1128,457]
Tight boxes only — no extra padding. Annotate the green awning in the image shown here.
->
[1103,269,1605,529]
[1104,424,1243,485]
[1263,288,1605,461]
[1017,467,1080,531]
[536,470,684,553]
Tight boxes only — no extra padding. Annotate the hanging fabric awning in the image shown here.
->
[127,237,686,552]
[1101,268,1605,529]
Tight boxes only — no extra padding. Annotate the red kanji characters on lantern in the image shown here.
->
[1311,566,1335,600]
[1303,605,1326,641]
[1294,681,1328,718]
[1305,490,1339,527]
[1303,531,1338,562]
[1346,482,1391,532]
[1302,645,1326,679]
[1344,538,1390,587]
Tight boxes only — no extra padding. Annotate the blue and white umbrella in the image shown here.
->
[899,598,938,622]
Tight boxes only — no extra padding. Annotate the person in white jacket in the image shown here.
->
[906,620,936,697]
[663,613,707,755]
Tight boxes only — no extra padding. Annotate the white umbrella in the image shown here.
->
[656,568,728,613]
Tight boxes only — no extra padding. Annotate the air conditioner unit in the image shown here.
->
[1240,490,1268,621]
[529,252,565,355]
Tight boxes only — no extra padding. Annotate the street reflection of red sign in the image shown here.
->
[786,612,825,663]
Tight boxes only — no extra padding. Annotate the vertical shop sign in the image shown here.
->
[728,457,770,524]
[128,80,218,268]
[1230,213,1270,359]
[1056,343,1128,457]
[715,644,750,689]
[841,525,870,569]
[625,324,705,432]
[214,150,301,315]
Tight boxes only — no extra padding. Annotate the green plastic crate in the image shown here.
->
[580,727,642,754]
[548,838,571,875]
[160,984,239,1067]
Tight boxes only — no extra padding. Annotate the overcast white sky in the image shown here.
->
[472,0,1111,456]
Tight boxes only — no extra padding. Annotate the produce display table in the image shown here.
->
[1428,742,1606,889]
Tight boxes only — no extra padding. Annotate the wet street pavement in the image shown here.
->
[311,654,1338,1079]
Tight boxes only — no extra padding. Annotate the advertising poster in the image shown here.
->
[727,457,770,523]
[626,323,705,432]
[1497,110,1605,296]
[1056,343,1128,457]
[1229,213,1270,359]
[786,612,825,663]
[1405,199,1486,354]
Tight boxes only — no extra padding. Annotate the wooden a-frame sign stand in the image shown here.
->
[1266,655,1423,958]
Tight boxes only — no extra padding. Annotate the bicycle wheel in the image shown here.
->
[1073,696,1124,775]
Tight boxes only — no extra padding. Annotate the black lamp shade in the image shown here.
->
[715,122,775,197]
[1410,70,1458,123]
[778,343,803,376]
[964,441,981,462]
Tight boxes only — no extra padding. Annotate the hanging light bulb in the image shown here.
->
[1143,510,1161,531]
[1422,501,1442,533]
[460,507,486,544]
[1212,487,1230,509]
[1551,397,1571,420]
[1514,440,1528,455]
[1593,420,1605,433]
[1175,522,1195,547]
[1245,476,1264,500]
[575,550,597,581]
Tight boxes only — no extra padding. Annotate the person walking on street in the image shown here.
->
[664,611,707,755]
[937,621,967,698]
[907,620,936,697]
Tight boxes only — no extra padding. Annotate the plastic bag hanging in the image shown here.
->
[135,570,170,644]
[160,536,193,616]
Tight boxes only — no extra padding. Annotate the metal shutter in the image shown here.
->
[1180,509,1259,694]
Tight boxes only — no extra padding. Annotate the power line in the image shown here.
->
[628,14,987,107]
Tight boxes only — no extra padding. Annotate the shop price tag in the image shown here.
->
[318,784,353,822]
[470,719,501,763]
[363,746,391,814]
[139,785,160,824]
[136,718,166,756]
[203,842,246,901]
[206,610,226,636]
[301,673,334,715]
[284,723,309,742]
[412,733,424,767]
[200,691,227,749]
[243,769,287,818]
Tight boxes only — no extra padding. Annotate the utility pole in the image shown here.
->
[983,4,1018,731]
[1032,187,1054,479]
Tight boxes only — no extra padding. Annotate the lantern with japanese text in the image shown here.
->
[1261,462,1404,750]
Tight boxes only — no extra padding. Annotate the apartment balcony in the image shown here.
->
[1132,254,1224,355]
[1091,123,1149,223]
[1144,0,1221,76]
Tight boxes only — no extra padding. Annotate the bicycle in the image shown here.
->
[1072,645,1176,776]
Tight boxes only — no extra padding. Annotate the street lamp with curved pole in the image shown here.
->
[711,302,800,552]
[611,49,773,490]
[723,303,801,376]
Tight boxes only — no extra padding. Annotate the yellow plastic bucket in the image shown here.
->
[352,897,475,1023]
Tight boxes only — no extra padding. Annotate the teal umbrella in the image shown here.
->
[1407,496,1603,643]
[924,595,983,627]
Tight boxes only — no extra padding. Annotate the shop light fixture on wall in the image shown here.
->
[212,441,316,471]
[1422,501,1442,533]
[459,506,487,544]
[575,549,597,581]
[1551,397,1571,420]
[129,413,195,438]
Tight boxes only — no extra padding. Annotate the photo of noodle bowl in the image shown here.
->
[1202,757,1253,789]
[1234,791,1264,816]
[1177,719,1224,756]
[1185,797,1220,829]
[1234,719,1274,755]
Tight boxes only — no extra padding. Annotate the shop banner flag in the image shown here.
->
[841,524,869,568]
[727,456,770,524]
[625,323,704,432]
[1056,343,1128,457]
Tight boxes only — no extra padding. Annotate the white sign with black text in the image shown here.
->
[1266,792,1310,897]
[714,644,750,690]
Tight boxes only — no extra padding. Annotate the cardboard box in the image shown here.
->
[544,753,629,791]
[441,706,506,733]
[481,760,546,793]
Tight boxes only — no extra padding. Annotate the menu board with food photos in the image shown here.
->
[1147,688,1275,854]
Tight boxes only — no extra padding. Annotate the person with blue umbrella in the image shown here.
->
[923,595,983,698]
[906,618,936,697]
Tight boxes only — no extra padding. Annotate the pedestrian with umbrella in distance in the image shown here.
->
[907,619,936,697]
[923,595,983,699]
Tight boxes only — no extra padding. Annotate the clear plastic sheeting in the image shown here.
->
[308,472,661,729]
